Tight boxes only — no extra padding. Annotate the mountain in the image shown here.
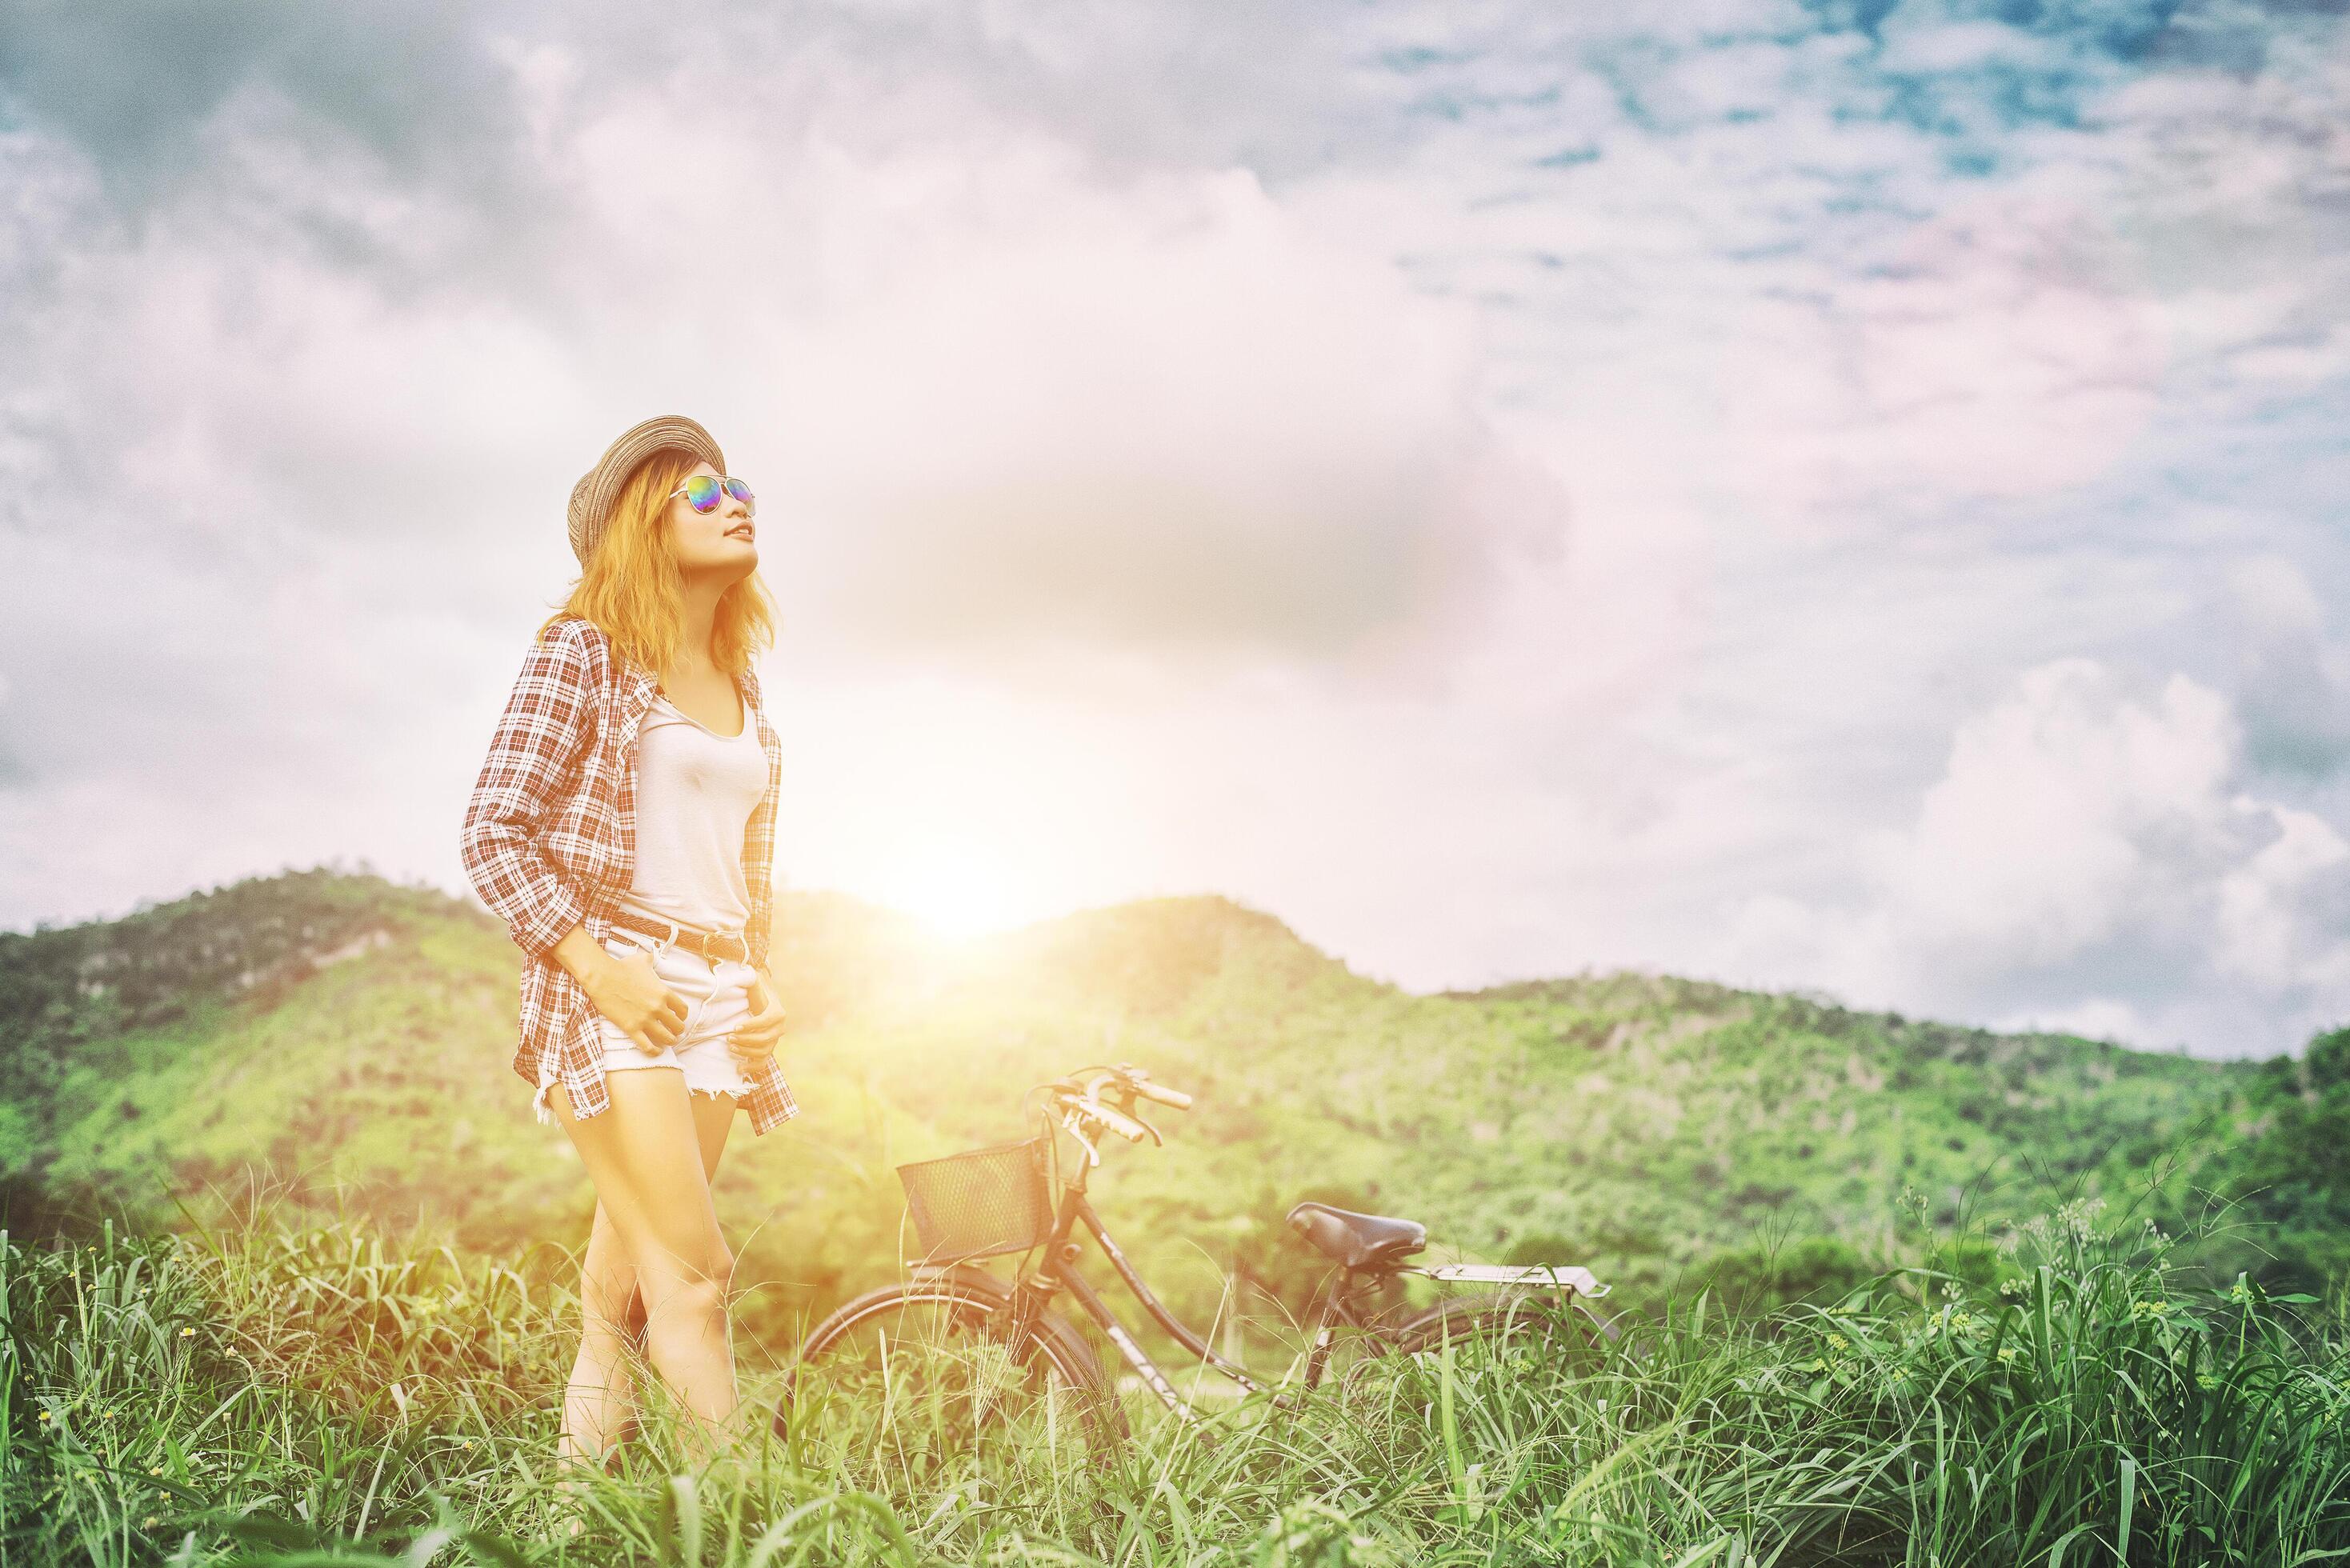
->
[0,868,2336,1345]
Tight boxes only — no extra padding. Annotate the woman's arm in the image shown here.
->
[734,730,789,1056]
[740,778,779,974]
[727,957,789,1065]
[549,922,620,990]
[550,918,690,1050]
[458,624,595,959]
[722,673,790,1062]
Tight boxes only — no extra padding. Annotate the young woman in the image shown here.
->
[458,414,797,1471]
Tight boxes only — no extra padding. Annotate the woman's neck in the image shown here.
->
[673,576,725,675]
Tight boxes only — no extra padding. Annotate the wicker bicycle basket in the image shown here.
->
[895,1134,1056,1265]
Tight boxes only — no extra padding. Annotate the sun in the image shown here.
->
[871,845,1037,941]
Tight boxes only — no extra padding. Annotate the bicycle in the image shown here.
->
[775,1062,1620,1448]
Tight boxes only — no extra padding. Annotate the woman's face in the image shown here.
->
[665,459,757,580]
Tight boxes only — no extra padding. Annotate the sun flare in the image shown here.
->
[868,845,1040,941]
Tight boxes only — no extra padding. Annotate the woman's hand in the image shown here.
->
[581,946,688,1056]
[728,969,789,1071]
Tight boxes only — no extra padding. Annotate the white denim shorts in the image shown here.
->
[533,928,760,1125]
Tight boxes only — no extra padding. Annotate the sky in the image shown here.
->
[3,0,2348,1057]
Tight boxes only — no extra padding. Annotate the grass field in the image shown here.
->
[10,1188,2349,1566]
[12,870,2350,1562]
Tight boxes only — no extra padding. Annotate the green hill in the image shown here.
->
[1,867,2340,1346]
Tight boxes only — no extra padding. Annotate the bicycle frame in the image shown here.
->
[963,1114,1403,1420]
[899,1074,1615,1423]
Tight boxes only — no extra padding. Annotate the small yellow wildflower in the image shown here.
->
[179,1327,194,1338]
[149,1465,163,1475]
[37,1410,51,1423]
[143,1517,158,1529]
[1996,1347,2018,1365]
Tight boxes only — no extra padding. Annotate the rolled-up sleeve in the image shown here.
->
[459,626,592,960]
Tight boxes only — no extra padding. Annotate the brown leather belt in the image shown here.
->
[605,909,753,966]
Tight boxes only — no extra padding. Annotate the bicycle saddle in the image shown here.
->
[1286,1202,1428,1270]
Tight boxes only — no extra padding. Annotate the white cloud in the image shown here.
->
[1874,20,2050,76]
[1722,660,2350,1053]
[763,158,1567,664]
[2215,805,2350,992]
[3,1,2349,1059]
[1883,662,2236,966]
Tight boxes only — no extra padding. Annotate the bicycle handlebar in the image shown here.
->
[1043,1062,1191,1145]
[1100,1061,1194,1110]
[1067,1097,1151,1142]
[1131,1078,1193,1110]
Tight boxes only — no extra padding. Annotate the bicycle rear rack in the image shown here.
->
[1411,1263,1611,1298]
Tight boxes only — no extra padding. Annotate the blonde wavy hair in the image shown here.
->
[537,446,778,678]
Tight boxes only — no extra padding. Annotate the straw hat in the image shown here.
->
[566,414,727,566]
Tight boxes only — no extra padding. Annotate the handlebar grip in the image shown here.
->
[1084,1100,1151,1142]
[1133,1080,1193,1110]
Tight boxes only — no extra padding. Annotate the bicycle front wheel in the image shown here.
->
[777,1270,1125,1463]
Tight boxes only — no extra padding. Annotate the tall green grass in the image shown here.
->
[5,1192,2347,1565]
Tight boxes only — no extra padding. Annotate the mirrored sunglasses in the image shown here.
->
[668,474,756,515]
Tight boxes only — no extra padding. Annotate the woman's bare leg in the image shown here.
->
[547,1070,744,1465]
[562,1091,740,1465]
[562,1201,643,1467]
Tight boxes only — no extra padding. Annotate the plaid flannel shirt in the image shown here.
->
[458,614,800,1135]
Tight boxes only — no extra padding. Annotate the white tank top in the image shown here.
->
[616,690,767,934]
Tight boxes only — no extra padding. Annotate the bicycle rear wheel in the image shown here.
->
[1389,1292,1623,1376]
[777,1270,1126,1464]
